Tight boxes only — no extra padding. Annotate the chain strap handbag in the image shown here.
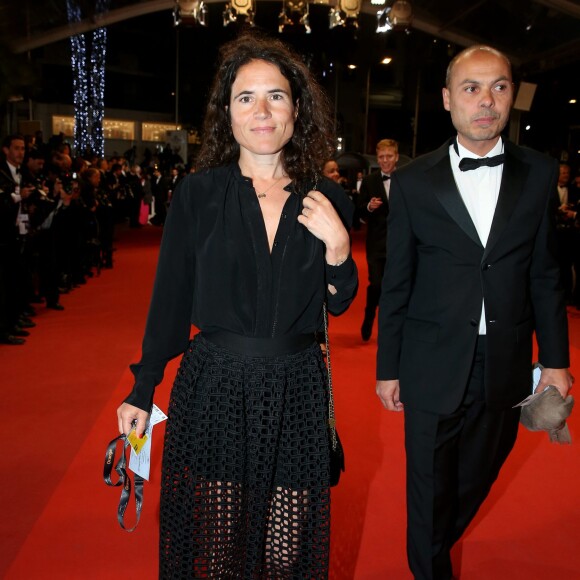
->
[323,303,345,486]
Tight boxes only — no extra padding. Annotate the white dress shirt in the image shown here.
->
[557,184,568,206]
[382,173,392,199]
[450,138,504,335]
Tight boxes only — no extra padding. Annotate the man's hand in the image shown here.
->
[367,197,383,212]
[19,185,35,199]
[536,367,574,399]
[376,379,404,412]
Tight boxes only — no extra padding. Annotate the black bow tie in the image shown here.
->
[459,154,505,172]
[382,174,390,181]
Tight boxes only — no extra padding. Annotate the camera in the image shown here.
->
[60,172,78,194]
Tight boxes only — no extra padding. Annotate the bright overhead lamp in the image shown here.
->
[223,0,256,26]
[279,0,311,33]
[329,0,362,29]
[376,0,413,33]
[173,0,207,26]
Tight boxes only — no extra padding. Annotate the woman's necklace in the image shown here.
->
[255,175,286,199]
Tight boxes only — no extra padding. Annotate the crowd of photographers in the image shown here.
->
[0,132,185,345]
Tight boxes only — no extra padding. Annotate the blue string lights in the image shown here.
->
[89,26,106,156]
[67,0,108,157]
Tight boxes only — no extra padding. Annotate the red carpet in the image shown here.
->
[1,225,579,579]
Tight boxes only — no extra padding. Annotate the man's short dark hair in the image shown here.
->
[2,134,25,149]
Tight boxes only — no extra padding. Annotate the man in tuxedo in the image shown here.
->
[0,135,36,344]
[150,165,169,226]
[358,139,399,341]
[555,163,580,306]
[376,46,573,579]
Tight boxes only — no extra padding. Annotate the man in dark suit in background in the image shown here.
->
[150,165,169,226]
[555,163,580,307]
[376,46,573,579]
[358,138,399,341]
[0,135,35,344]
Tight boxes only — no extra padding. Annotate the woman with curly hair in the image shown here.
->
[117,31,357,578]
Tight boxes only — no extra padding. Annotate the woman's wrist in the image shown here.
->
[325,242,350,266]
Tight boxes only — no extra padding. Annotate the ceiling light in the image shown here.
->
[390,0,413,28]
[569,99,577,104]
[223,0,256,26]
[381,57,392,64]
[174,0,207,26]
[376,8,392,32]
[329,0,362,29]
[279,0,311,33]
[376,0,412,33]
[347,64,357,69]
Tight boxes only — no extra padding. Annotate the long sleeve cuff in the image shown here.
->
[326,255,358,315]
[124,362,164,412]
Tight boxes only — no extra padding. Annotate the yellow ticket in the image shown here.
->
[127,428,149,455]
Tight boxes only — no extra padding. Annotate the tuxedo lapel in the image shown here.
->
[428,148,481,248]
[483,143,529,260]
[0,161,16,185]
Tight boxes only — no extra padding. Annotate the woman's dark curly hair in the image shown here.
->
[196,31,335,186]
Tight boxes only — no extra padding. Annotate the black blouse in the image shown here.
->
[126,163,358,410]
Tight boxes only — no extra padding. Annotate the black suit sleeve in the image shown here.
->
[357,174,376,217]
[376,173,415,380]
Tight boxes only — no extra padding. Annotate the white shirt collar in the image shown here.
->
[7,161,19,176]
[451,137,504,165]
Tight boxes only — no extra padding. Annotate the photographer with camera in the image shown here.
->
[21,148,65,311]
[0,134,37,344]
[83,167,114,269]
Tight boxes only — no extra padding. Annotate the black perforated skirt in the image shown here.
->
[159,333,331,579]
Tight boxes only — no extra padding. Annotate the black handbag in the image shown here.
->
[323,304,345,486]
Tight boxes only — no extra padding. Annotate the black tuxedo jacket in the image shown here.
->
[0,161,20,246]
[568,183,580,208]
[358,171,389,259]
[377,139,569,414]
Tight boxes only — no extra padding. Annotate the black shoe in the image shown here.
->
[18,317,36,328]
[361,316,374,342]
[22,307,37,317]
[47,303,65,311]
[12,326,30,337]
[0,334,25,345]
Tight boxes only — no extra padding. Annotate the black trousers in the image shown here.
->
[364,255,386,317]
[403,338,521,580]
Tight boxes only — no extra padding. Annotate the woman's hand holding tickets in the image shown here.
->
[117,402,149,438]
